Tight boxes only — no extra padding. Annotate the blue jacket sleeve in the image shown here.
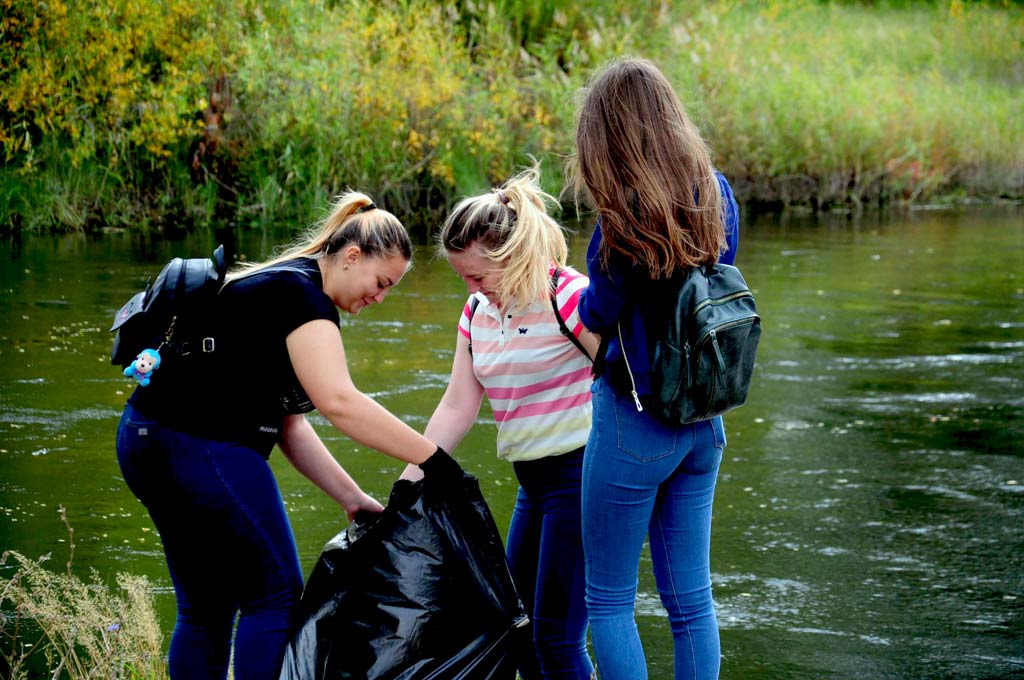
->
[717,172,740,266]
[578,222,626,333]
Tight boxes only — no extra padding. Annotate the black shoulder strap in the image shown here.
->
[550,268,592,363]
[467,295,481,356]
[466,272,593,362]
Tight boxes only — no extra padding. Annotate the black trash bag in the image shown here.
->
[279,465,530,680]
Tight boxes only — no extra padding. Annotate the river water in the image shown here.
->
[1,207,1022,678]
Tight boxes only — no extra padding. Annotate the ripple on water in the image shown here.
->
[637,574,816,629]
[833,392,977,406]
[760,371,836,383]
[831,352,1020,371]
[0,406,121,435]
[714,574,814,630]
[635,591,668,618]
[817,546,851,556]
[783,627,892,647]
[771,419,816,431]
[864,551,929,569]
[902,484,982,504]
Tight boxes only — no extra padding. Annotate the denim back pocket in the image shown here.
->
[117,405,160,448]
[612,391,680,462]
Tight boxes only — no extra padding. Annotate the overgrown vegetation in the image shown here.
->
[0,507,166,679]
[1,0,1021,234]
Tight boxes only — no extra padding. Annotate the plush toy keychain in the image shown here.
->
[123,348,162,386]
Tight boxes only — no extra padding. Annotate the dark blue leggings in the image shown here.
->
[116,404,303,680]
[507,447,595,680]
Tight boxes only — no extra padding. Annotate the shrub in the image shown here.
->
[0,507,166,679]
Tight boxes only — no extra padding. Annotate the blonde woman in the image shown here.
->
[404,166,600,679]
[116,193,452,680]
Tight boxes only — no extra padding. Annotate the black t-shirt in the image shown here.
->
[129,257,339,456]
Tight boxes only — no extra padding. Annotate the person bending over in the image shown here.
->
[116,193,452,680]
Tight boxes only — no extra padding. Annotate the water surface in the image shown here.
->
[1,207,1021,678]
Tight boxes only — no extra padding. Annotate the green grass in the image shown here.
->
[687,0,1023,207]
[0,507,167,679]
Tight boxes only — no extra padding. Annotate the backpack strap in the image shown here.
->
[550,268,592,363]
[467,295,481,356]
[466,270,593,363]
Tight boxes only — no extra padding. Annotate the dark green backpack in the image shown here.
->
[652,263,760,423]
[623,263,761,424]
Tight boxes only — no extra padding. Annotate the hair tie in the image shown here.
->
[357,203,377,213]
[496,190,510,205]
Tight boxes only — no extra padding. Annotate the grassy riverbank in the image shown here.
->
[0,508,167,679]
[1,0,1021,235]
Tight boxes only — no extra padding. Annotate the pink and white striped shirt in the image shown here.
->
[459,266,593,462]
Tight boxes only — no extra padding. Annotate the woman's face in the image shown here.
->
[331,248,410,315]
[446,242,504,305]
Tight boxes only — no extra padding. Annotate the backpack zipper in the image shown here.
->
[693,290,753,315]
[694,318,756,420]
[695,315,759,349]
[617,322,644,412]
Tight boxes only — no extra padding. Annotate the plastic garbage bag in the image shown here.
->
[279,464,530,680]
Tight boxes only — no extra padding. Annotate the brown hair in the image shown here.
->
[226,191,412,282]
[439,163,567,312]
[568,57,726,279]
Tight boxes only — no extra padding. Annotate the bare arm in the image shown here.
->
[401,331,484,481]
[287,319,436,465]
[578,326,602,362]
[278,414,384,520]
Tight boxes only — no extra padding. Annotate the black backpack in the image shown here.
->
[651,262,757,421]
[621,262,761,424]
[109,245,227,369]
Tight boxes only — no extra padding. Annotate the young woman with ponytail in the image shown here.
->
[116,192,454,680]
[402,165,600,680]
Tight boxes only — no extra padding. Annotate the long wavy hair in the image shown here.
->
[226,191,412,283]
[439,163,567,312]
[568,57,726,279]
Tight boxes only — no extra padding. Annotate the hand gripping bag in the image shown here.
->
[279,466,529,680]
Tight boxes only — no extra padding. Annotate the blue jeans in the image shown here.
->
[582,378,724,680]
[507,447,595,680]
[116,404,303,680]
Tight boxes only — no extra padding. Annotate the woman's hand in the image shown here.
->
[279,414,389,514]
[342,490,384,522]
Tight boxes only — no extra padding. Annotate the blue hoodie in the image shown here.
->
[578,172,740,398]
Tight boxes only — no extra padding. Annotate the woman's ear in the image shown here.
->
[343,244,362,267]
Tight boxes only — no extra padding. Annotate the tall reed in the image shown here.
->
[0,507,167,679]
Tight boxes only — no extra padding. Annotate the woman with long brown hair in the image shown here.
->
[569,57,740,680]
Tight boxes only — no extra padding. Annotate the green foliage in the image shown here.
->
[1,0,218,166]
[689,0,1024,206]
[0,0,1021,233]
[0,507,167,679]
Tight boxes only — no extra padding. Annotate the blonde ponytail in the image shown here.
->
[439,164,567,313]
[226,192,412,282]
